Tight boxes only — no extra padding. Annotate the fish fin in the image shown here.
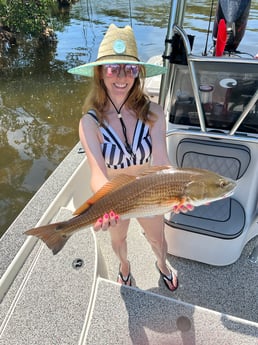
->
[73,201,91,215]
[167,197,190,213]
[73,174,136,215]
[170,197,186,209]
[24,222,69,255]
[159,197,184,208]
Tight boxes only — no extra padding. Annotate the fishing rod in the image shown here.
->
[203,0,215,56]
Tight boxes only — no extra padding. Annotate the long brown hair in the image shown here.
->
[82,65,157,125]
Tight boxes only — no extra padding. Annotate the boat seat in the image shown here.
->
[165,138,250,238]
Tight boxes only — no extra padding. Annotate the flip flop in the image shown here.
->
[155,261,178,291]
[117,262,132,286]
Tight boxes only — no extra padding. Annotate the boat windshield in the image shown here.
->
[169,57,258,134]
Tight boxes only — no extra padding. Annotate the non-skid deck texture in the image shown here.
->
[96,219,258,324]
[85,278,258,345]
[1,217,258,345]
[0,209,102,345]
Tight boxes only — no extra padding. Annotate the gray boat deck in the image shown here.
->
[1,143,258,344]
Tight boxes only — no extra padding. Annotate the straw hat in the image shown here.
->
[68,24,166,78]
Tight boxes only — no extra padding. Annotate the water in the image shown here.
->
[1,0,258,237]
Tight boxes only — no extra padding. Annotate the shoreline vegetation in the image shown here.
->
[0,0,77,51]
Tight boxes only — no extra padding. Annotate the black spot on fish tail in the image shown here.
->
[24,222,69,255]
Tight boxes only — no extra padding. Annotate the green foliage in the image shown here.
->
[0,0,56,37]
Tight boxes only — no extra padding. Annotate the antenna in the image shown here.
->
[128,0,133,27]
[203,0,215,56]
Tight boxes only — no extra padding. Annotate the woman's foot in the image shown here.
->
[117,261,132,286]
[155,261,178,291]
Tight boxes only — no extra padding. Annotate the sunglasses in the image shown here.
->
[103,64,140,78]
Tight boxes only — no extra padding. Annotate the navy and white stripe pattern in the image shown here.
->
[87,111,152,169]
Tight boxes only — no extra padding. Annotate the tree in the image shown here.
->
[0,0,57,41]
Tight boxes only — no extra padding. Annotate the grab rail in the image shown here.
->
[173,25,207,132]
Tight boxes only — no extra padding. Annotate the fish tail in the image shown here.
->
[24,222,69,255]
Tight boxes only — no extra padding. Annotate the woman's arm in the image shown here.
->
[79,115,119,229]
[79,115,109,192]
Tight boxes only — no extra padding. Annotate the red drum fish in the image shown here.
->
[24,166,236,254]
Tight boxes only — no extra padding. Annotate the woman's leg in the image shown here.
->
[108,219,131,283]
[137,215,178,290]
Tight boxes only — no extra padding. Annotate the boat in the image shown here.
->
[1,0,258,344]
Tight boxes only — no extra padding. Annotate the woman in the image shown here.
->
[68,24,192,290]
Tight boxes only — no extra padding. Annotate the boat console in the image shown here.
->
[163,26,258,265]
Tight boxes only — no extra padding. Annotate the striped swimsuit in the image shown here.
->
[87,111,152,169]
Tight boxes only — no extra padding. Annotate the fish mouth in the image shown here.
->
[223,188,235,199]
[223,180,237,198]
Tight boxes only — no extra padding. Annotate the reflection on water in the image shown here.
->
[0,45,90,235]
[0,73,89,236]
[1,0,258,236]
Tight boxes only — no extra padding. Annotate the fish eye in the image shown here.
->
[219,179,227,188]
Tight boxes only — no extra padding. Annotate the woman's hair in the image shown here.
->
[82,65,157,125]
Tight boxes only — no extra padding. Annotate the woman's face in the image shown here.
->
[101,64,139,99]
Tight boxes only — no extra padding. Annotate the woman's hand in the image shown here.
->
[93,210,120,231]
[172,204,195,214]
[93,203,197,231]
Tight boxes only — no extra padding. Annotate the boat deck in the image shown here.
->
[98,220,258,324]
[1,144,258,344]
